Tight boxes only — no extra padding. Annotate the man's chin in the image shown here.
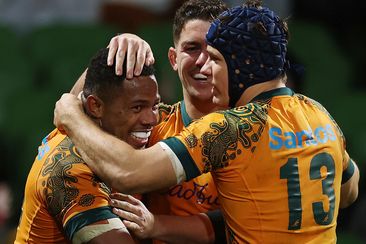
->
[138,145,146,149]
[127,136,149,149]
[131,142,147,150]
[190,90,213,101]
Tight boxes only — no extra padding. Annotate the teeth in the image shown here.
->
[131,131,151,139]
[193,74,207,80]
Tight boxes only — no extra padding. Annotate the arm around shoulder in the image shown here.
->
[69,128,179,195]
[106,143,179,194]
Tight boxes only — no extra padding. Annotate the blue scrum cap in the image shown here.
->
[206,4,288,108]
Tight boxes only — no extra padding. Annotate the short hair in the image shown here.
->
[84,48,155,103]
[172,0,227,44]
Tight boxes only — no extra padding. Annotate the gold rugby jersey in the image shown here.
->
[145,101,219,216]
[162,88,354,243]
[15,129,117,243]
[146,101,220,217]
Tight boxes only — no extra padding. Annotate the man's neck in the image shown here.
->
[183,96,225,120]
[236,78,287,106]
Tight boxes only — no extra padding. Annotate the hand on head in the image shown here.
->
[107,33,155,79]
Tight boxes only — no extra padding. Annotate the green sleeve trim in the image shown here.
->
[162,137,201,181]
[206,209,227,244]
[64,206,118,240]
[342,159,355,184]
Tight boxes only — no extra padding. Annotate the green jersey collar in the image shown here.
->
[250,87,294,103]
[180,100,193,127]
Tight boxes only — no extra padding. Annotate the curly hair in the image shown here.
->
[83,48,155,103]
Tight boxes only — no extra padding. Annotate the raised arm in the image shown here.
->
[54,93,178,194]
[69,33,155,95]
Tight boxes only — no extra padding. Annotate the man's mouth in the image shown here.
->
[193,73,209,82]
[130,131,151,140]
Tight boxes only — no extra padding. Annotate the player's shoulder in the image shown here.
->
[158,101,181,122]
[217,102,269,122]
[294,93,334,117]
[41,136,88,178]
[295,93,325,108]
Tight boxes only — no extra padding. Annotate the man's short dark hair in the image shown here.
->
[83,48,155,103]
[172,0,227,44]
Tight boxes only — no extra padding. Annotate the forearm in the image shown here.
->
[59,105,177,194]
[150,214,215,244]
[62,111,136,191]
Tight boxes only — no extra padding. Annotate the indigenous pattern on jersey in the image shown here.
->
[15,129,117,244]
[146,101,220,217]
[163,88,351,243]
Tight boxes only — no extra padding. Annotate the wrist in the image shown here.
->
[149,214,164,239]
[60,107,88,137]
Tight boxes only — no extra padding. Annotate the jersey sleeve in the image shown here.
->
[341,150,355,184]
[46,161,118,241]
[162,111,231,181]
[306,96,355,185]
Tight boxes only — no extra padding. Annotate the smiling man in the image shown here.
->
[15,48,160,244]
[53,1,359,243]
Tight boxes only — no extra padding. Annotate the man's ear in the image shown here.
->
[168,47,178,71]
[83,95,104,119]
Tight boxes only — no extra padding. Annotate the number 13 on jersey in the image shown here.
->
[280,152,335,230]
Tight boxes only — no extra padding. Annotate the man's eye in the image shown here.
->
[185,46,199,53]
[209,55,220,63]
[132,106,141,112]
[152,104,159,112]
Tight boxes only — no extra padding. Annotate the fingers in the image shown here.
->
[107,37,118,66]
[110,192,129,200]
[145,46,155,66]
[134,41,155,76]
[115,38,128,76]
[112,206,145,226]
[110,193,142,206]
[110,193,154,239]
[53,93,82,130]
[134,41,147,76]
[54,100,61,128]
[113,205,143,221]
[110,194,147,226]
[126,40,137,79]
[106,33,155,78]
[122,220,142,232]
[111,198,142,215]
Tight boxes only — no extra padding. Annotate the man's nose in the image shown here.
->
[141,109,158,126]
[196,50,209,67]
[200,56,211,76]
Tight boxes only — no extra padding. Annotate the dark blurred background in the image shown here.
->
[0,0,365,243]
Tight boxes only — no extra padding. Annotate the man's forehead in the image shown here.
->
[125,75,156,86]
[178,20,209,41]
